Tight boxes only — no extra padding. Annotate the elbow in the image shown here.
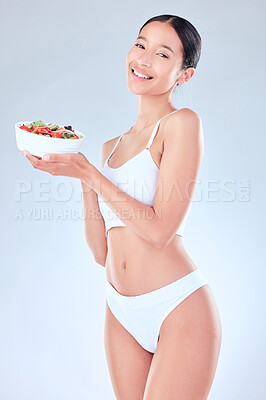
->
[153,239,167,249]
[94,254,107,267]
[151,230,168,249]
[151,229,176,249]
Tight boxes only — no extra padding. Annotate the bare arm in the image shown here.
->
[82,109,204,248]
[80,143,110,267]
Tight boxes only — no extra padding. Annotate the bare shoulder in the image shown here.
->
[100,135,121,170]
[163,107,203,143]
[168,107,201,126]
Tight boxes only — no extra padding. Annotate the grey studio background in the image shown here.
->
[0,0,265,399]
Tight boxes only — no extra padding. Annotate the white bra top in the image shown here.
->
[98,110,191,237]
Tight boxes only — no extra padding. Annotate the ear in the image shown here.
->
[178,67,195,85]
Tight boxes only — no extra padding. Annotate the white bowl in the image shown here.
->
[15,121,85,157]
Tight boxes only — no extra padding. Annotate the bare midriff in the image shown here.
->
[105,227,197,296]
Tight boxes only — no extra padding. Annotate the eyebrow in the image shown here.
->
[136,35,175,54]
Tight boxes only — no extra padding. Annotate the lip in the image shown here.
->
[133,67,153,78]
[131,68,153,81]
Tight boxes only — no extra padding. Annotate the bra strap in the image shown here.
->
[107,135,123,160]
[146,109,179,149]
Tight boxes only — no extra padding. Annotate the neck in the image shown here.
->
[133,93,176,132]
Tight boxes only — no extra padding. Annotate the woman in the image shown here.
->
[22,14,222,400]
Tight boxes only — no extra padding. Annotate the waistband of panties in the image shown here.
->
[105,268,208,308]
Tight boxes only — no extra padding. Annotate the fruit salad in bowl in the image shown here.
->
[15,120,85,157]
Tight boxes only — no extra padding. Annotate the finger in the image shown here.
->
[20,150,43,161]
[23,151,62,170]
[26,157,67,175]
[21,151,63,166]
[24,151,46,165]
[42,153,74,162]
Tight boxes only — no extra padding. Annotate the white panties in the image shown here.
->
[106,268,208,353]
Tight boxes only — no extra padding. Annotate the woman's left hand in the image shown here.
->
[20,150,92,180]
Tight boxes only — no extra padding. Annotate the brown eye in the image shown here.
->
[158,53,168,58]
[134,44,168,58]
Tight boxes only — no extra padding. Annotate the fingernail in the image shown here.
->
[43,154,50,161]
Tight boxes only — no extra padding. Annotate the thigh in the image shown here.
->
[104,301,153,400]
[143,285,222,400]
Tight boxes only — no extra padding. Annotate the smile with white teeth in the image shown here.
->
[132,68,153,79]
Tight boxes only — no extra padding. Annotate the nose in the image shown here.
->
[137,55,152,68]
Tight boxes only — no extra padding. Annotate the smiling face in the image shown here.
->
[126,21,193,96]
